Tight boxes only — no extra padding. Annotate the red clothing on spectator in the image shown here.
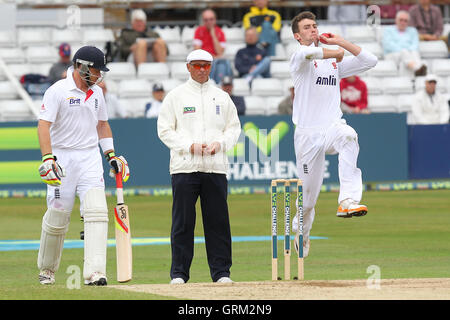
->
[340,76,368,110]
[379,4,412,20]
[193,25,226,57]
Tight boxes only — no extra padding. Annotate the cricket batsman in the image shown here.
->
[289,12,378,257]
[37,46,129,285]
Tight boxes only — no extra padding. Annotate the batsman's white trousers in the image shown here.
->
[45,147,105,212]
[38,147,107,276]
[293,119,363,239]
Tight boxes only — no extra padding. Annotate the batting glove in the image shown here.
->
[38,154,66,186]
[105,152,130,182]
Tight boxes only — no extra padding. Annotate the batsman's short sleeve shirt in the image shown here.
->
[39,66,108,150]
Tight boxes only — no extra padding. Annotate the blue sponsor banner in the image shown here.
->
[408,124,450,179]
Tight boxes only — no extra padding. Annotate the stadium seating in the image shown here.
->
[345,25,377,43]
[118,79,151,98]
[368,95,398,112]
[160,78,182,92]
[51,29,83,47]
[26,46,58,63]
[361,77,383,95]
[364,59,398,77]
[431,59,450,77]
[232,78,251,96]
[105,62,136,80]
[154,26,182,44]
[119,98,149,118]
[0,48,26,64]
[0,31,17,48]
[397,94,415,113]
[18,29,51,47]
[170,62,190,80]
[0,15,449,121]
[272,43,287,61]
[266,96,285,115]
[222,27,245,44]
[419,41,448,59]
[82,28,115,48]
[0,100,37,122]
[244,96,266,115]
[137,62,170,80]
[382,77,414,95]
[166,43,189,61]
[251,78,284,96]
[270,61,290,79]
[0,81,20,100]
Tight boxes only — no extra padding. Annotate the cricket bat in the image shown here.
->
[114,172,132,282]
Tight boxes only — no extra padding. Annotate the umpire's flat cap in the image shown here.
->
[186,49,213,63]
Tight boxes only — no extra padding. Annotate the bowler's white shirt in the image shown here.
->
[290,43,377,128]
[39,66,108,149]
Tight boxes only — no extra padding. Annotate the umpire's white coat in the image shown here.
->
[157,77,241,175]
[290,43,378,240]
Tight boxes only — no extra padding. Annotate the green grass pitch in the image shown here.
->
[1,189,449,300]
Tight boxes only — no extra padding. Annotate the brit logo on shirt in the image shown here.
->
[216,105,220,115]
[67,97,81,107]
[94,98,99,111]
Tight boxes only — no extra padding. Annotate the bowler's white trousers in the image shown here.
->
[293,119,363,239]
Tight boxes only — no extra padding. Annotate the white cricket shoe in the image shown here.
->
[294,236,310,258]
[216,277,233,283]
[170,277,185,284]
[84,272,107,286]
[337,198,368,218]
[39,270,55,285]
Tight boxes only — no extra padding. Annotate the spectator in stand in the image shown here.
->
[383,11,427,77]
[411,74,449,124]
[409,0,447,43]
[379,0,412,20]
[117,9,167,67]
[193,9,233,84]
[327,0,367,23]
[97,81,128,119]
[242,0,281,56]
[145,83,166,118]
[235,27,271,85]
[278,85,294,115]
[48,43,72,84]
[221,76,246,116]
[339,76,370,114]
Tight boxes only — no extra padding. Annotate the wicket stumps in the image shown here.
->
[271,179,304,281]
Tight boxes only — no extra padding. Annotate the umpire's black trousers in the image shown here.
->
[170,172,232,283]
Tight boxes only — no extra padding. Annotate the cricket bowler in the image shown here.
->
[289,12,378,257]
[37,46,129,286]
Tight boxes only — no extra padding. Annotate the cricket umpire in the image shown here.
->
[157,49,241,284]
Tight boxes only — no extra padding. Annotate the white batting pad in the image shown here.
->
[37,207,71,272]
[81,188,109,279]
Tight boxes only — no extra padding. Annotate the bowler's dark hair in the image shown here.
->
[291,11,316,34]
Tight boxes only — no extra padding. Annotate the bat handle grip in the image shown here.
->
[116,173,124,204]
[115,172,123,188]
